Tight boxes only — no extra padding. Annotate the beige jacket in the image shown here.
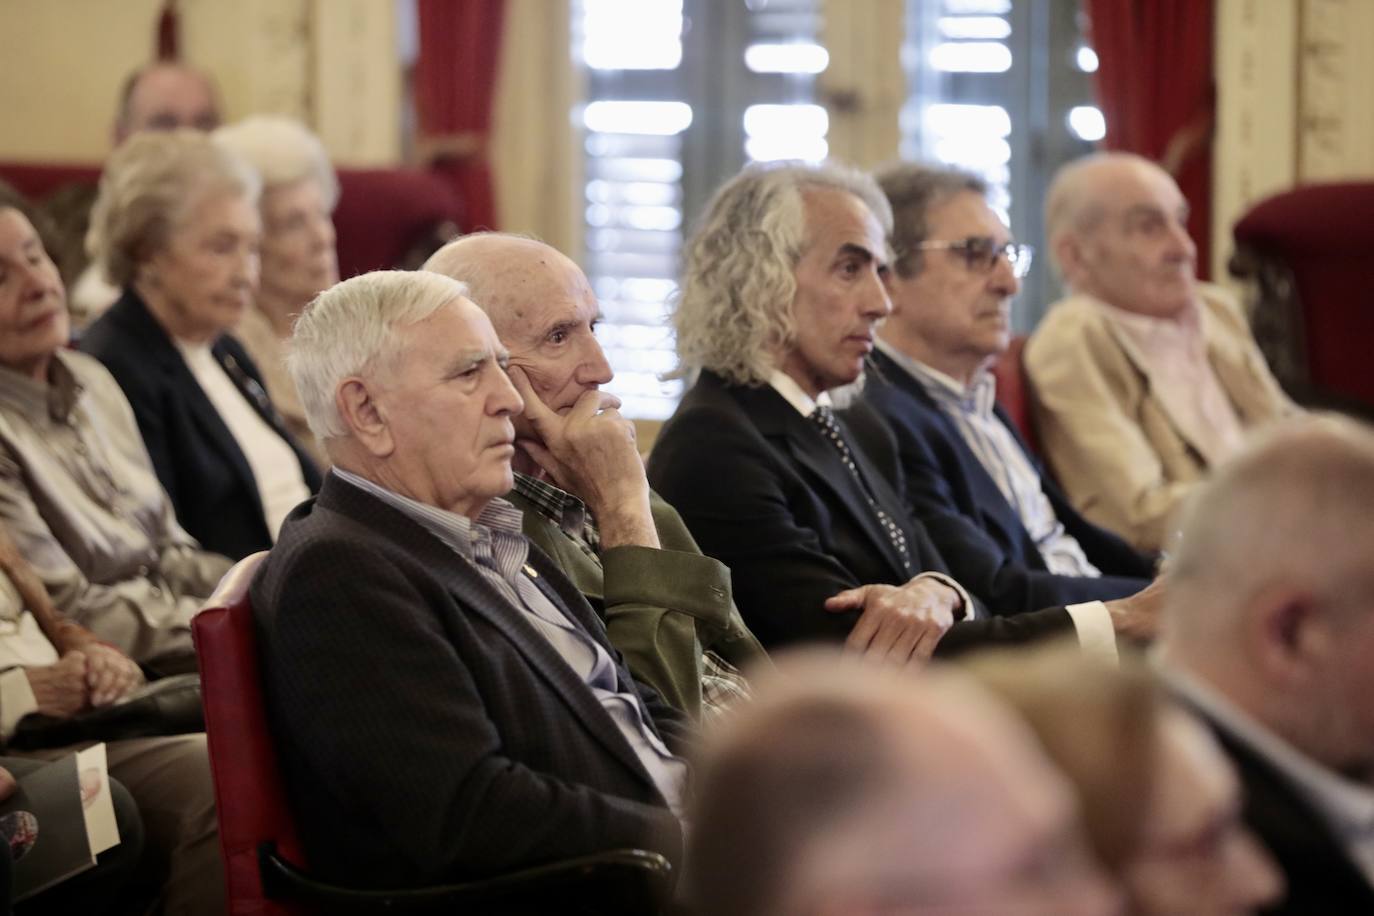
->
[1025,284,1295,551]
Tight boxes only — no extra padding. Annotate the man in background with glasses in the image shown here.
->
[1027,152,1295,553]
[859,164,1155,627]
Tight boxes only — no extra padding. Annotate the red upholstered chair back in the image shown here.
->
[0,162,464,281]
[1232,182,1374,411]
[989,334,1040,455]
[193,551,304,916]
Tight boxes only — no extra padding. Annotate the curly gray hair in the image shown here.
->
[672,161,892,386]
[87,129,260,289]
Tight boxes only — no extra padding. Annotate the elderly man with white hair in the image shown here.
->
[251,270,687,891]
[1157,416,1374,914]
[215,115,341,468]
[1027,151,1295,552]
[423,233,765,721]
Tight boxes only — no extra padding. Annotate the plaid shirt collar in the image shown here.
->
[512,472,601,551]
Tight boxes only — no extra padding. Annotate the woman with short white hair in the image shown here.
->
[214,116,340,467]
[80,130,321,560]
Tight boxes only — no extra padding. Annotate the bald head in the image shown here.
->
[687,654,1119,916]
[1045,152,1197,319]
[1162,416,1374,776]
[114,62,221,145]
[424,234,611,437]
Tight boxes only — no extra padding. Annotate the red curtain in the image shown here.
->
[1085,0,1215,278]
[414,0,508,232]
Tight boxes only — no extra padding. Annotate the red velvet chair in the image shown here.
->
[989,334,1040,455]
[193,553,673,915]
[1231,182,1374,414]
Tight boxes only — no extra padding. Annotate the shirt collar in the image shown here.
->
[873,338,996,417]
[0,351,83,423]
[1092,295,1206,355]
[331,467,525,558]
[513,472,588,539]
[767,369,832,418]
[1162,662,1374,837]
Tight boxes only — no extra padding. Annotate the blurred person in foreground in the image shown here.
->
[966,643,1282,916]
[0,185,229,669]
[685,650,1122,916]
[215,115,341,468]
[80,130,321,561]
[1158,415,1374,914]
[1027,152,1294,552]
[424,232,765,721]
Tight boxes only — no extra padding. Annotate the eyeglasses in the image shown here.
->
[914,237,1034,279]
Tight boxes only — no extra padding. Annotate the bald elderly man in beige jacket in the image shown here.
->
[1027,153,1294,552]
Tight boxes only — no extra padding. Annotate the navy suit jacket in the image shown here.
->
[647,371,1073,653]
[253,474,686,888]
[80,288,321,559]
[858,348,1153,615]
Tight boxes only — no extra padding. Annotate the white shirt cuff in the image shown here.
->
[0,667,38,740]
[912,571,975,621]
[1065,601,1119,666]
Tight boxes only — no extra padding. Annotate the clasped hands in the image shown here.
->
[825,576,961,668]
[25,643,144,720]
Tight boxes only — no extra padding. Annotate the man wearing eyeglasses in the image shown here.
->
[858,163,1155,621]
[649,162,1162,665]
[1026,152,1295,552]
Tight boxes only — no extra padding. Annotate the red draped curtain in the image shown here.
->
[1085,0,1215,278]
[414,0,508,231]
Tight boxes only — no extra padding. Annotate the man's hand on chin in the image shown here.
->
[825,578,960,668]
[508,367,660,549]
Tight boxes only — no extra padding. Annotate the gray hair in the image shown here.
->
[213,115,340,210]
[87,129,261,288]
[875,163,987,278]
[1167,416,1374,643]
[672,161,893,386]
[1043,151,1159,277]
[288,270,470,440]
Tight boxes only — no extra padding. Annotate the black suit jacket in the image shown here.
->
[1178,702,1374,915]
[252,474,686,888]
[646,371,1073,653]
[858,348,1153,615]
[80,288,321,559]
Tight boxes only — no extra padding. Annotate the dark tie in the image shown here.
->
[811,406,912,575]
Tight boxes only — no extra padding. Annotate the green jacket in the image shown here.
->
[509,485,766,720]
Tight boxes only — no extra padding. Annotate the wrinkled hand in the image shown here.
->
[825,578,959,667]
[1104,576,1167,644]
[83,643,144,707]
[24,651,89,719]
[508,367,659,547]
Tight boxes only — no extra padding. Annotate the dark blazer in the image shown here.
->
[80,288,321,559]
[858,348,1153,615]
[1181,705,1374,915]
[252,474,686,888]
[646,371,1074,654]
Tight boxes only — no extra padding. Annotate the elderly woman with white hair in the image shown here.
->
[213,115,339,467]
[80,130,321,561]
